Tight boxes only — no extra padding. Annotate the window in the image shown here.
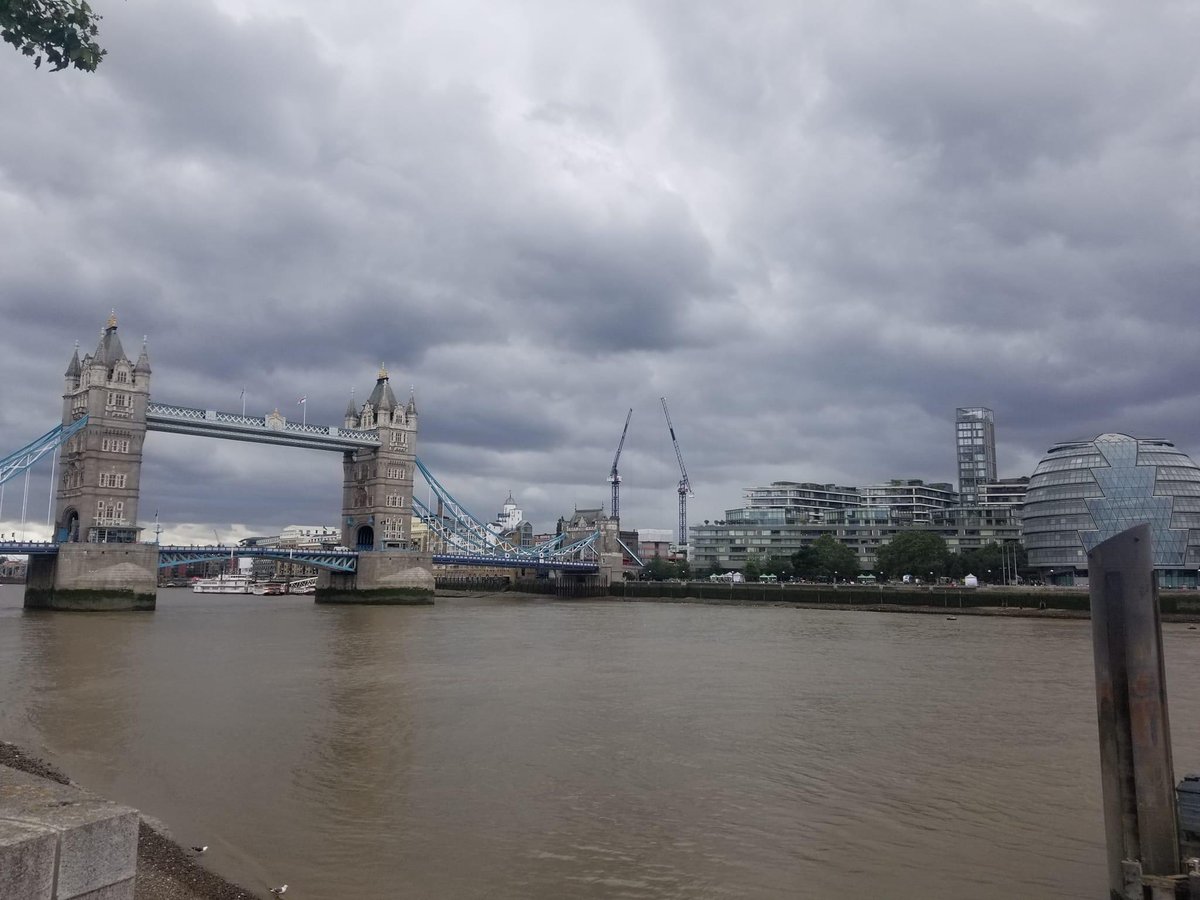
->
[98,473,127,488]
[385,493,404,508]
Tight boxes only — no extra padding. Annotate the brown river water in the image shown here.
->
[3,585,1200,899]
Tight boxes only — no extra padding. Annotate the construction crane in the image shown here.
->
[608,408,633,523]
[660,397,692,548]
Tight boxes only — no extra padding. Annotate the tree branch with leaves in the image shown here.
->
[1,0,105,71]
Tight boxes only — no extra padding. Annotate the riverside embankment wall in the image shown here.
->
[610,582,1200,615]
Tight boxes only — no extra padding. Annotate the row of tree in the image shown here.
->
[637,534,1028,584]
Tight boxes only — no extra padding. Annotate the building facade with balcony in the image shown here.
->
[860,479,958,524]
[732,482,863,524]
[690,510,1020,573]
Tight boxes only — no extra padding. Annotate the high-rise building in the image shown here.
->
[955,407,997,506]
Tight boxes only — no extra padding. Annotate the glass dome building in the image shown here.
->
[1022,433,1200,586]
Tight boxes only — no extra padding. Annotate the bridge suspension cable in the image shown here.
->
[409,462,595,564]
[412,457,524,555]
[0,416,88,488]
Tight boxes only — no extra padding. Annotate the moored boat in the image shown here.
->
[192,574,255,594]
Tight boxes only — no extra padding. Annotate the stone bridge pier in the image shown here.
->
[316,551,435,604]
[24,545,158,611]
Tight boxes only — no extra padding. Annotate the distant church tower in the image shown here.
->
[55,312,151,543]
[340,366,418,551]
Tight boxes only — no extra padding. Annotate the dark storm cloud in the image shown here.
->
[499,195,727,353]
[2,0,1197,538]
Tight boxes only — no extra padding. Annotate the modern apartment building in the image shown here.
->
[690,514,1020,573]
[730,482,862,524]
[860,479,958,524]
[979,477,1029,507]
[692,476,1018,573]
[956,407,997,506]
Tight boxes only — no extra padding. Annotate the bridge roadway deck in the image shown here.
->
[0,542,599,573]
[145,403,381,452]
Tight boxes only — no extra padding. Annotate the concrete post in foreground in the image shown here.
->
[1088,523,1180,897]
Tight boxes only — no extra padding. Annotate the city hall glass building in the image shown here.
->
[1022,433,1200,586]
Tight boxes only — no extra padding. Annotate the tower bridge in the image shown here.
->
[1,314,617,610]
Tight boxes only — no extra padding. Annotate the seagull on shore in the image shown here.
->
[190,845,208,853]
[270,886,287,895]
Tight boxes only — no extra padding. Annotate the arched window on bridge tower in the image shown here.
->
[61,509,80,543]
[356,525,374,551]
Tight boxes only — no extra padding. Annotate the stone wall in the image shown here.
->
[0,764,139,899]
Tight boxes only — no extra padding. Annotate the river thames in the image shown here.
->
[3,585,1200,898]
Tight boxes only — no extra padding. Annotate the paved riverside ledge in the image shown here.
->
[0,743,254,900]
[1,763,138,899]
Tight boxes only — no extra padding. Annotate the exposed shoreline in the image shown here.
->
[613,593,1200,623]
[0,741,255,900]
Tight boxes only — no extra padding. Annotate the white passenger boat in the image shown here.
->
[192,574,256,594]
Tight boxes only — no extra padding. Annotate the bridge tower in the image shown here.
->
[340,366,418,552]
[321,367,433,603]
[54,312,151,544]
[27,312,158,610]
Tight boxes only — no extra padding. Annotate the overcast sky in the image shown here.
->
[1,0,1197,543]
